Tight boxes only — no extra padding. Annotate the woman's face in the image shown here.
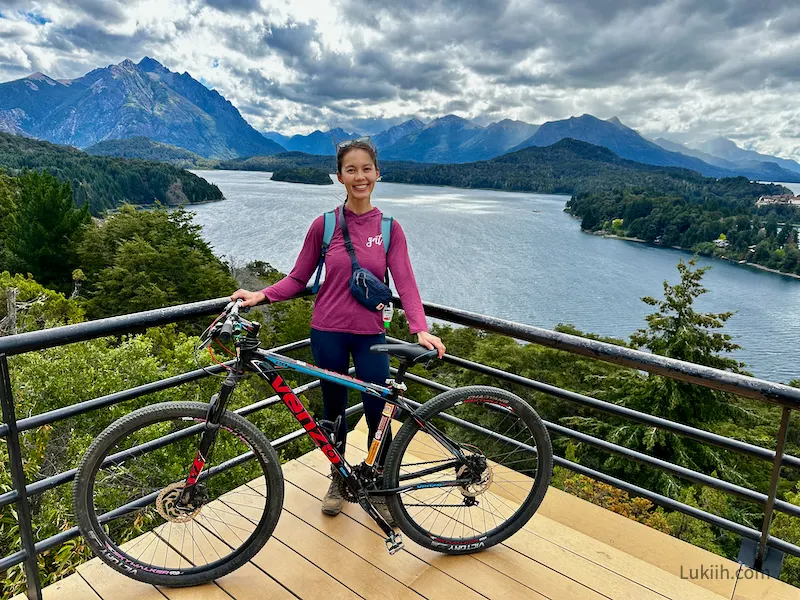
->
[337,148,379,202]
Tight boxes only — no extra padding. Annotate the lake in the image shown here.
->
[189,170,800,383]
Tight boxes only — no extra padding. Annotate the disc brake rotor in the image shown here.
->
[456,461,494,497]
[156,482,204,523]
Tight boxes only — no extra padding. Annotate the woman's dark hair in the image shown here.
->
[336,141,379,173]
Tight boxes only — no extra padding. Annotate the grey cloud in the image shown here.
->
[61,0,128,21]
[218,17,463,109]
[340,0,800,96]
[47,21,170,56]
[198,0,262,13]
[265,21,318,61]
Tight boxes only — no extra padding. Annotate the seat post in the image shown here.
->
[394,360,409,384]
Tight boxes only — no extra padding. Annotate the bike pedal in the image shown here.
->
[384,533,404,555]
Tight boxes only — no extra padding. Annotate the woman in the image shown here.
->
[231,139,445,520]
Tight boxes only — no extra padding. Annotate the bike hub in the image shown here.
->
[456,455,493,497]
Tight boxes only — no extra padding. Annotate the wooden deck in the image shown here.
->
[19,420,800,600]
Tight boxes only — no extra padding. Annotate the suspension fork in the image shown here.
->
[178,368,243,506]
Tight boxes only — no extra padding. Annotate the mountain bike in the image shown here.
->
[72,299,553,587]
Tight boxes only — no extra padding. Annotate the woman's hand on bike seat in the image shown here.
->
[416,331,445,358]
[369,343,440,365]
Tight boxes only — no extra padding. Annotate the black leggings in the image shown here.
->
[310,328,391,465]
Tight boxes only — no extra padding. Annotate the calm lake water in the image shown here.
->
[190,170,800,383]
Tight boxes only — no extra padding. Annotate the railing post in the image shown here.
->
[750,406,791,576]
[0,354,42,600]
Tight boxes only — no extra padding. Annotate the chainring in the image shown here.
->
[335,474,359,503]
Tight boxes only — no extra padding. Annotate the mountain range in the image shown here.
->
[3,57,800,182]
[379,137,789,198]
[0,57,284,159]
[263,127,360,155]
[265,114,800,181]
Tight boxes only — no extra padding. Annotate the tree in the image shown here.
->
[564,260,755,495]
[765,213,779,239]
[0,172,16,267]
[4,171,89,289]
[0,272,85,333]
[778,222,795,247]
[76,205,236,318]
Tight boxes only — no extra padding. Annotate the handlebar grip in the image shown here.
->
[219,318,234,343]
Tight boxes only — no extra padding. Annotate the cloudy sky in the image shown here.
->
[1,0,800,159]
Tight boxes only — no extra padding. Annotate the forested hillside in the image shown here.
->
[0,133,223,214]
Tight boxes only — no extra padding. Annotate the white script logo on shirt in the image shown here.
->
[366,234,383,248]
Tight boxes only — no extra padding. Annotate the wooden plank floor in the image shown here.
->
[17,421,800,600]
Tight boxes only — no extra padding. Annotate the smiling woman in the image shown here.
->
[230,137,445,518]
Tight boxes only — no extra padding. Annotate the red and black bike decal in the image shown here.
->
[185,451,206,486]
[270,373,343,465]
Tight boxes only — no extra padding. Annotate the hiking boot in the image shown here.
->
[322,468,344,516]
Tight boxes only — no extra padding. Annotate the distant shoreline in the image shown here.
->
[594,232,800,281]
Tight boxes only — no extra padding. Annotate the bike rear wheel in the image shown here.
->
[73,401,283,587]
[383,386,552,554]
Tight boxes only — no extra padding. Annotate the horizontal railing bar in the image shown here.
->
[388,336,800,469]
[6,402,367,571]
[765,535,800,558]
[0,339,311,437]
[554,454,762,540]
[417,299,800,408]
[0,373,324,510]
[0,549,27,574]
[0,290,317,357]
[0,362,230,438]
[0,298,226,356]
[394,389,798,553]
[544,420,800,515]
[4,290,796,407]
[0,489,18,510]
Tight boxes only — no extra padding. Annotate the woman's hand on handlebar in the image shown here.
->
[230,289,267,308]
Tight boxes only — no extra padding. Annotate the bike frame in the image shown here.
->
[179,340,469,543]
[251,349,467,489]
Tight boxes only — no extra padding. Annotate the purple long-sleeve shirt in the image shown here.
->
[261,205,428,335]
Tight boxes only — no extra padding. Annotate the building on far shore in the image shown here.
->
[757,193,800,207]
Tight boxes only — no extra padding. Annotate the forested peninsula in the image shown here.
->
[0,133,223,215]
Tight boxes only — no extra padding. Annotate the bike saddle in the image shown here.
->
[369,343,439,364]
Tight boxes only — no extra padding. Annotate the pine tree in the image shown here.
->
[5,171,90,289]
[565,260,755,496]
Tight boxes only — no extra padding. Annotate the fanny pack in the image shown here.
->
[338,208,393,311]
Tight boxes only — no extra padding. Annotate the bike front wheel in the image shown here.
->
[383,386,552,554]
[73,401,284,587]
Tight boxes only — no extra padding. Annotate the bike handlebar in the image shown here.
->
[217,300,243,344]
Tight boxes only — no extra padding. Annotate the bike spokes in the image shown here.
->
[391,396,543,546]
[89,416,269,575]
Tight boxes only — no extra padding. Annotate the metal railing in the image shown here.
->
[1,289,799,599]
